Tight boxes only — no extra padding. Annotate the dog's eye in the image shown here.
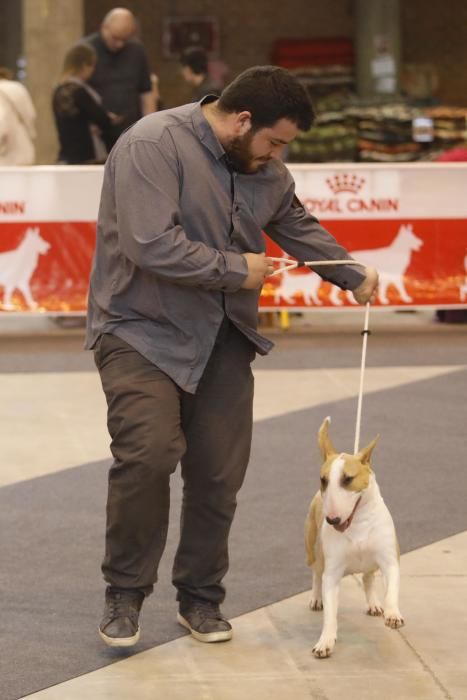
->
[342,475,354,486]
[320,476,328,489]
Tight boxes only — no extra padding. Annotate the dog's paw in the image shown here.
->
[367,604,384,617]
[309,597,323,612]
[312,637,335,658]
[384,610,405,629]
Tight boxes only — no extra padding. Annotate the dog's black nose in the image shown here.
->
[326,516,341,526]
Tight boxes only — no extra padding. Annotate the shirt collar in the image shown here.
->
[191,96,226,161]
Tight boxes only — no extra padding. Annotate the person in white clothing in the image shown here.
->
[0,67,36,165]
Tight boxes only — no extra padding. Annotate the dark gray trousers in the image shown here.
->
[94,319,255,603]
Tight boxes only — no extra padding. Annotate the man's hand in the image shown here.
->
[352,266,379,305]
[241,253,274,289]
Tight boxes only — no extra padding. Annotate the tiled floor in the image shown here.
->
[23,532,467,700]
[2,311,466,700]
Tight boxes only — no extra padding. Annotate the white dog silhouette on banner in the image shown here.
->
[274,255,322,305]
[330,224,423,305]
[273,224,423,306]
[0,227,50,309]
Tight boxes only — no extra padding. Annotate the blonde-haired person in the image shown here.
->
[52,43,118,164]
[0,67,36,165]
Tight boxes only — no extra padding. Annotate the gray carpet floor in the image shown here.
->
[0,328,467,700]
[1,357,466,700]
[1,322,466,373]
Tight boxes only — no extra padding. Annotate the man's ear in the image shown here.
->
[234,111,252,136]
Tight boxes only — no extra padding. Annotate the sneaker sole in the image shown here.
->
[98,627,140,647]
[177,612,233,643]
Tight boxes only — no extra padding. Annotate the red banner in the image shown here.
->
[262,219,467,308]
[0,164,466,313]
[0,222,94,311]
[0,166,100,313]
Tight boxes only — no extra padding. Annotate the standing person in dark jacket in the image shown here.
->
[84,7,156,147]
[180,47,221,102]
[52,43,114,164]
[86,66,378,649]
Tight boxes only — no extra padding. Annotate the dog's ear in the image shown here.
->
[357,435,379,464]
[318,416,337,459]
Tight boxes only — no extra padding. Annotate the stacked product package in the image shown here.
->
[425,107,467,147]
[273,38,467,163]
[287,65,358,162]
[349,104,421,162]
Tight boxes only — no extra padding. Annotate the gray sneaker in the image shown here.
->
[99,587,145,647]
[177,596,233,643]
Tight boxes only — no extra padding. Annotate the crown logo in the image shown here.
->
[326,174,365,195]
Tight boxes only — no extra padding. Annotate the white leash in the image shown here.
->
[268,257,371,454]
[268,257,359,277]
[354,301,370,453]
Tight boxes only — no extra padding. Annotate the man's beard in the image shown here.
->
[224,132,269,174]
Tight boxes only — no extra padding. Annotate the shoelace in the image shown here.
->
[190,599,223,621]
[107,593,140,621]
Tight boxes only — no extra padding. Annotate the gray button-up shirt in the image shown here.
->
[85,99,365,393]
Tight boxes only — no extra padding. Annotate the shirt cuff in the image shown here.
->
[323,263,366,291]
[220,251,249,291]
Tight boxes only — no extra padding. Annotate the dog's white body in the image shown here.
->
[305,418,404,658]
[0,227,50,309]
[329,224,423,306]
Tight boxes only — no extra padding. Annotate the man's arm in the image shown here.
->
[264,175,378,303]
[140,90,156,116]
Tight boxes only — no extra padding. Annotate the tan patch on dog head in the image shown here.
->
[340,454,371,491]
[340,435,379,491]
[317,419,379,493]
[319,456,335,492]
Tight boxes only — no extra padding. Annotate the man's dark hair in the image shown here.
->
[218,65,314,131]
[63,43,97,74]
[180,47,208,76]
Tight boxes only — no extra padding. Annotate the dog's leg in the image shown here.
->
[362,572,383,616]
[19,282,38,310]
[308,277,322,306]
[310,291,322,306]
[309,569,323,611]
[328,285,343,306]
[393,277,412,303]
[312,569,342,658]
[277,288,295,304]
[2,285,15,310]
[380,562,404,629]
[378,279,390,305]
